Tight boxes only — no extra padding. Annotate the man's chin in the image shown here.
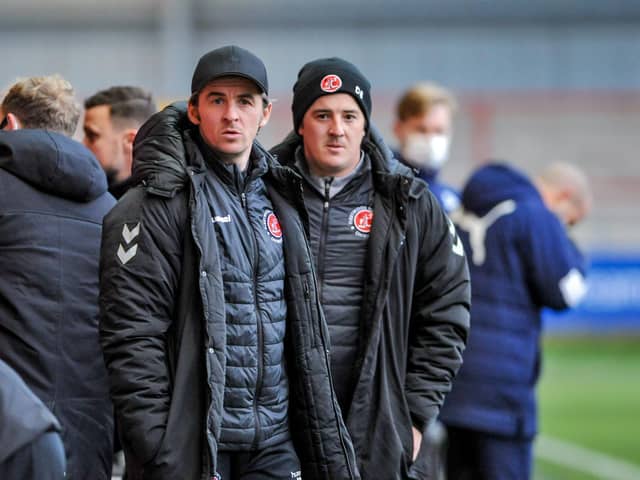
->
[104,168,120,187]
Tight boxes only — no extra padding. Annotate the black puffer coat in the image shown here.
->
[271,128,471,479]
[99,103,359,479]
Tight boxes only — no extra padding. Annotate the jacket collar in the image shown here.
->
[132,102,275,199]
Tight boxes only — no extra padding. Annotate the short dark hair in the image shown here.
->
[84,86,156,128]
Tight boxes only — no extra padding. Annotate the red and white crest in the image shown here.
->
[320,74,342,93]
[349,206,374,235]
[263,210,283,242]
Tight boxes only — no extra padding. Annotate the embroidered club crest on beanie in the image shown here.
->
[291,57,371,133]
[191,45,268,95]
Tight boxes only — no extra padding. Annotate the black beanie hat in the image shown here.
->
[292,57,371,133]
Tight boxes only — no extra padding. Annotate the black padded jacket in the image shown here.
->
[99,103,359,480]
[271,128,471,479]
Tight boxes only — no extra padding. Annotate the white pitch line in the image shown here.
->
[536,435,640,480]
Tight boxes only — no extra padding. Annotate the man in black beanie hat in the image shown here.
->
[271,57,471,480]
[99,46,358,480]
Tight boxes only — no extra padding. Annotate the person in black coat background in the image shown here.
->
[0,74,115,479]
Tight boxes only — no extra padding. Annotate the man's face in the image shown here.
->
[298,93,366,178]
[83,105,128,182]
[187,76,271,167]
[394,103,452,146]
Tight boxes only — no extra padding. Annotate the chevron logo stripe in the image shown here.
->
[446,217,465,257]
[452,235,465,257]
[122,223,140,244]
[117,244,138,265]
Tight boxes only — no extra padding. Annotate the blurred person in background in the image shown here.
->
[271,57,471,479]
[0,358,65,479]
[83,85,157,198]
[0,74,115,479]
[393,82,460,213]
[99,46,357,479]
[439,162,592,480]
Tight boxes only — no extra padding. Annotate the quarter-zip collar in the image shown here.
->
[195,131,269,196]
[294,147,369,199]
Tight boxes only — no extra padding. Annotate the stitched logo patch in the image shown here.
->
[320,74,342,93]
[263,210,283,242]
[348,206,373,237]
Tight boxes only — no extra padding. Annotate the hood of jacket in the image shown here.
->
[462,162,541,216]
[132,101,277,198]
[0,129,107,202]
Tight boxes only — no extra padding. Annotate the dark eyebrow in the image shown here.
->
[310,108,360,114]
[205,91,256,99]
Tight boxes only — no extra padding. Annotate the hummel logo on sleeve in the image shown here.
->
[121,223,140,243]
[447,216,465,257]
[117,222,140,265]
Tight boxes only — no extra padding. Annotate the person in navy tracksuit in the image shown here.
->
[439,162,592,480]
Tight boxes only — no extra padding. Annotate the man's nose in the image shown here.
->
[328,117,345,136]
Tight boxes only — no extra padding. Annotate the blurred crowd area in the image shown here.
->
[2,0,639,329]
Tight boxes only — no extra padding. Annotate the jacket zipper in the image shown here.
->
[316,178,333,299]
[188,173,217,477]
[303,273,357,479]
[241,191,264,450]
[298,175,356,479]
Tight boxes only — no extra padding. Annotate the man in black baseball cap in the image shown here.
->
[271,57,471,479]
[99,46,359,480]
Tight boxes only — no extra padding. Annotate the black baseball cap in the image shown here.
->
[191,45,268,95]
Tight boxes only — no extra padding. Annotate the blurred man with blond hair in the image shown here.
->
[0,74,115,479]
[394,82,460,213]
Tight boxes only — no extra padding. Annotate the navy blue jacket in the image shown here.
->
[394,150,460,213]
[439,163,587,439]
[0,358,61,465]
[0,130,115,478]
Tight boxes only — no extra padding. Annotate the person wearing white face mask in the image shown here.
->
[393,83,461,213]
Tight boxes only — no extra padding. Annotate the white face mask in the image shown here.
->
[401,133,450,171]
